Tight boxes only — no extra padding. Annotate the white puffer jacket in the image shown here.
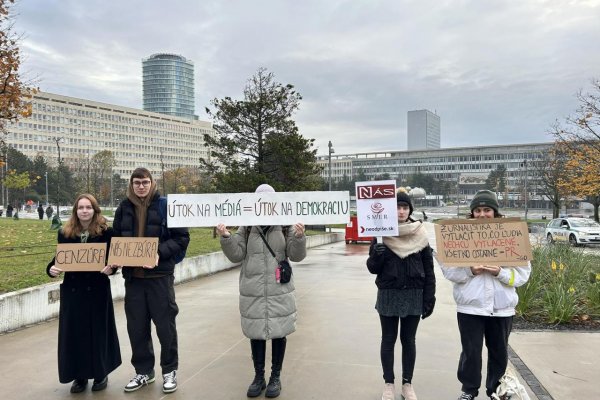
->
[220,225,306,340]
[440,263,531,317]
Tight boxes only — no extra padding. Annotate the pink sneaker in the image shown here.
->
[401,383,417,400]
[382,383,395,400]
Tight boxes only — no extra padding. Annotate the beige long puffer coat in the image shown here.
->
[220,225,307,340]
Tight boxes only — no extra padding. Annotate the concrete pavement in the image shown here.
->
[0,224,598,399]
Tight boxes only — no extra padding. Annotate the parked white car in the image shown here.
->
[545,217,600,246]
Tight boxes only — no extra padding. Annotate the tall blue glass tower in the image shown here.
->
[142,53,195,118]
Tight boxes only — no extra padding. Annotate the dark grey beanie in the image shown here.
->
[470,190,499,213]
[396,190,413,215]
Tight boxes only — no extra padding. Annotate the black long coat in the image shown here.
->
[46,228,121,382]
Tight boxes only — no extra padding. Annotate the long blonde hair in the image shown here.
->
[62,194,108,239]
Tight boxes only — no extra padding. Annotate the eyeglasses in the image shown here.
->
[132,180,152,187]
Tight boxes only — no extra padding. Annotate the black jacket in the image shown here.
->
[46,228,121,382]
[366,240,436,306]
[113,192,190,279]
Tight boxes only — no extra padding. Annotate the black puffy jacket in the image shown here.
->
[366,240,435,305]
[113,192,190,279]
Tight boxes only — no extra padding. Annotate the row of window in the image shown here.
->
[32,101,207,132]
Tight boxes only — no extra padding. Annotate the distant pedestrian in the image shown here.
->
[421,210,428,221]
[6,204,13,218]
[440,190,531,400]
[38,204,44,219]
[46,205,54,220]
[366,188,436,400]
[46,194,121,393]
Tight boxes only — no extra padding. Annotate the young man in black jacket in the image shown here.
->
[111,167,190,394]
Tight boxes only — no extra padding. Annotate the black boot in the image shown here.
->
[265,337,286,398]
[247,340,266,397]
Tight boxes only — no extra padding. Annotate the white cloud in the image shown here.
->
[13,0,600,155]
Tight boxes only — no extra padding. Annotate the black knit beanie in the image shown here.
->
[470,190,499,213]
[396,190,413,215]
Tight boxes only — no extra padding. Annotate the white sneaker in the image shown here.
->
[124,372,155,392]
[401,383,417,400]
[382,383,395,400]
[162,370,177,393]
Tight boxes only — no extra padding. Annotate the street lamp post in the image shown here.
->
[523,159,528,220]
[51,137,63,215]
[328,141,334,191]
[44,171,49,207]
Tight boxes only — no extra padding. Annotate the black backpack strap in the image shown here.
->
[257,228,277,259]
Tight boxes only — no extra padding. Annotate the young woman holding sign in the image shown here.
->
[216,183,307,399]
[46,194,121,393]
[366,188,436,400]
[440,190,531,400]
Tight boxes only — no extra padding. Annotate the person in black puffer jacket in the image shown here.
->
[112,167,189,394]
[366,188,436,400]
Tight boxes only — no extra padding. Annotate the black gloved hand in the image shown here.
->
[422,297,436,320]
[373,243,387,256]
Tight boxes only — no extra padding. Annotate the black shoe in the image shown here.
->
[70,379,88,393]
[91,376,108,391]
[247,375,266,397]
[265,376,281,398]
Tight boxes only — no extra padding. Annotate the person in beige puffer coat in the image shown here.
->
[216,183,307,399]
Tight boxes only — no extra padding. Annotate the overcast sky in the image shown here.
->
[14,0,600,155]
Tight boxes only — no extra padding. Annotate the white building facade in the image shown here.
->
[317,142,553,206]
[5,92,215,178]
[407,109,440,150]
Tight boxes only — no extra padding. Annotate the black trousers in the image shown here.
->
[379,314,420,384]
[124,275,179,375]
[456,312,512,397]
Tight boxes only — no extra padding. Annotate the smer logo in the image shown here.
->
[357,184,396,199]
[370,202,384,214]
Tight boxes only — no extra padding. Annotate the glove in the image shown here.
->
[373,243,387,256]
[422,297,436,320]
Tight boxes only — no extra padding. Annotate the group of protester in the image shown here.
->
[45,166,530,400]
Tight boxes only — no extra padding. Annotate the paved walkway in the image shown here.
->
[0,224,597,399]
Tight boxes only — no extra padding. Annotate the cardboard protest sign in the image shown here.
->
[107,237,159,267]
[434,218,532,267]
[166,191,350,227]
[355,180,398,237]
[55,243,107,272]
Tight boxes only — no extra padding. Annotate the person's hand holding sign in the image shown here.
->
[216,223,230,238]
[293,222,305,237]
[143,253,159,269]
[48,265,63,277]
[470,265,501,276]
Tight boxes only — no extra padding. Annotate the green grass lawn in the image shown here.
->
[0,219,322,294]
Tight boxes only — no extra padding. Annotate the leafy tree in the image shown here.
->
[550,78,600,156]
[485,165,507,194]
[30,154,49,200]
[558,143,600,221]
[0,0,35,136]
[406,173,435,194]
[2,169,38,204]
[354,169,367,182]
[201,68,319,192]
[90,150,115,202]
[262,131,322,191]
[534,144,570,218]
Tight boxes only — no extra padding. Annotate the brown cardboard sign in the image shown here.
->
[434,218,532,267]
[107,237,159,267]
[55,243,107,272]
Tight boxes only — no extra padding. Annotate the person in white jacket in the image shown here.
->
[440,190,531,400]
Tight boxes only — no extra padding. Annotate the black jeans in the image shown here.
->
[456,312,513,397]
[125,275,179,375]
[379,314,420,384]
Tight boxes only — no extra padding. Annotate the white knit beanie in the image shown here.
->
[255,184,275,193]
